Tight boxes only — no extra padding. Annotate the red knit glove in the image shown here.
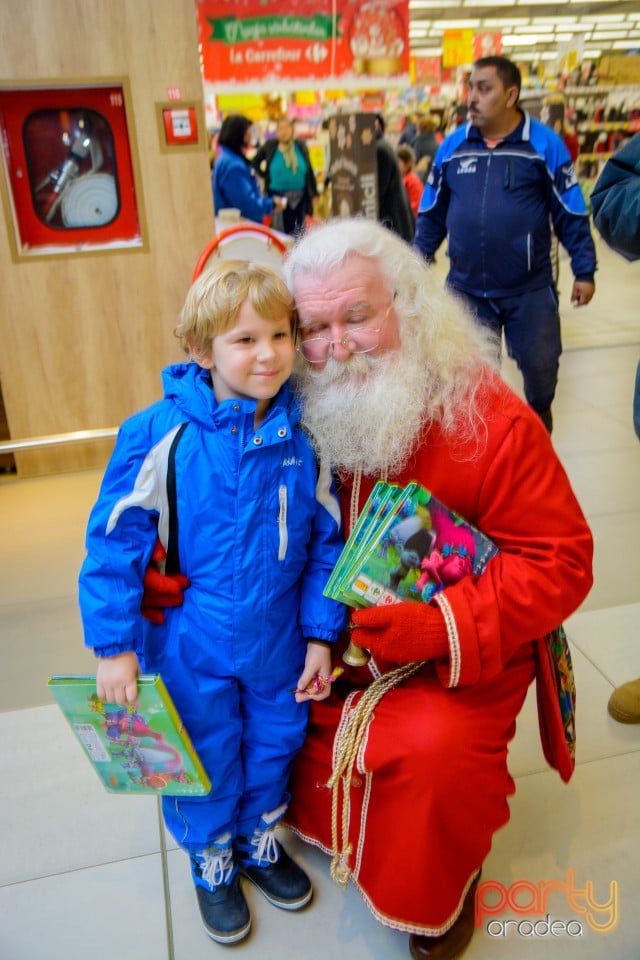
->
[350,602,450,665]
[141,540,190,625]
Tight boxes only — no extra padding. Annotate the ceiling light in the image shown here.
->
[462,0,508,6]
[580,14,625,21]
[612,39,640,47]
[502,34,555,44]
[516,51,559,61]
[409,0,460,8]
[438,19,481,27]
[483,18,530,26]
[516,24,561,32]
[533,16,581,25]
[411,46,444,56]
[550,24,594,33]
[592,31,631,38]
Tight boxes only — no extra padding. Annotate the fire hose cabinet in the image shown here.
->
[0,81,146,259]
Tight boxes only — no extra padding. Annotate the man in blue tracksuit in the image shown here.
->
[414,56,597,432]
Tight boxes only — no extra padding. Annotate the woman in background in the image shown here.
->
[213,115,286,225]
[413,113,442,183]
[252,117,318,236]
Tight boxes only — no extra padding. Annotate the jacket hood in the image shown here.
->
[161,362,300,429]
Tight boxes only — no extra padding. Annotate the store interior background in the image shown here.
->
[0,1,639,958]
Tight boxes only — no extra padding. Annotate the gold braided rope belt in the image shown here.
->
[327,658,427,887]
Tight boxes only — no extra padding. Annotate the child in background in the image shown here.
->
[78,260,346,945]
[397,145,425,218]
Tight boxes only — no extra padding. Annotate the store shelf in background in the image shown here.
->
[578,121,640,133]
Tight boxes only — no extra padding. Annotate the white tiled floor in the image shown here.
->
[1,235,639,959]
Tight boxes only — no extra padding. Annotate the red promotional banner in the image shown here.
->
[473,33,502,59]
[197,0,409,88]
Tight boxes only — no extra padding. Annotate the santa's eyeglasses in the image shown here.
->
[297,297,395,364]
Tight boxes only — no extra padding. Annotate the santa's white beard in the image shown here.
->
[296,350,429,478]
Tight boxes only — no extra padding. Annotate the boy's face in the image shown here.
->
[201,300,294,416]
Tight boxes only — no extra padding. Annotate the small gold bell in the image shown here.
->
[342,638,371,667]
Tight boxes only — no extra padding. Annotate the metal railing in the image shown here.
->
[0,427,118,453]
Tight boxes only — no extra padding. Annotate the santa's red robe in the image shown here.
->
[286,374,593,936]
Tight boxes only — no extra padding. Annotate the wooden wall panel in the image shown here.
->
[0,0,215,475]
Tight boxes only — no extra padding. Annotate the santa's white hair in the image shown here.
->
[283,218,501,476]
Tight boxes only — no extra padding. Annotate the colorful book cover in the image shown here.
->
[323,480,401,601]
[48,674,211,796]
[325,481,498,608]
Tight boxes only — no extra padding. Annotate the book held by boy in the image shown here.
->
[48,673,211,796]
[324,480,498,607]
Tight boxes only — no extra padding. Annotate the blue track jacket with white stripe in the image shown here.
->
[414,112,596,299]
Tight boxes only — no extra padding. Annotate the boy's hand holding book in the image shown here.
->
[350,603,449,665]
[96,651,140,705]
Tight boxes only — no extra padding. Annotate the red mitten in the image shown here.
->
[141,540,190,625]
[350,602,449,665]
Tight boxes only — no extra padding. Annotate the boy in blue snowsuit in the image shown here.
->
[78,260,347,944]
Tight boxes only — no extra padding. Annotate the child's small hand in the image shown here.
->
[96,652,140,706]
[294,641,342,703]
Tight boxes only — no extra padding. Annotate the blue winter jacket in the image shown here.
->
[590,132,640,262]
[414,112,597,298]
[213,147,275,223]
[79,364,346,668]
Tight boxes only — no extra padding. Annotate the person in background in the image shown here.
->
[79,261,346,945]
[562,117,580,164]
[252,116,318,236]
[396,144,425,218]
[398,111,418,148]
[374,113,415,243]
[415,56,597,433]
[213,114,286,225]
[591,131,640,724]
[412,113,441,183]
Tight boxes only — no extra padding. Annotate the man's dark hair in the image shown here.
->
[473,56,521,99]
[217,114,253,156]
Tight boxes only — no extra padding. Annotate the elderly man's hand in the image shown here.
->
[571,280,595,307]
[350,602,449,665]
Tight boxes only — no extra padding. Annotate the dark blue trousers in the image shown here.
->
[454,285,562,415]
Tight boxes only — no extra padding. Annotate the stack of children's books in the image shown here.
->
[48,673,210,796]
[324,480,498,608]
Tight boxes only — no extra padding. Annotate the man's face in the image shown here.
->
[293,255,401,372]
[467,65,518,134]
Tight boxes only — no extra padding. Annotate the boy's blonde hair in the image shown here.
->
[175,259,294,357]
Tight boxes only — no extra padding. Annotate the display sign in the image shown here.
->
[442,28,474,69]
[473,33,502,59]
[197,0,410,88]
[327,112,378,219]
[412,56,442,86]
